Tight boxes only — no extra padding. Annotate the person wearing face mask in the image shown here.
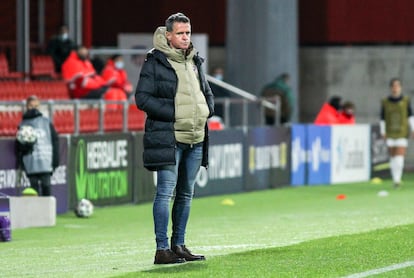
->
[61,46,127,105]
[102,55,133,96]
[16,96,59,196]
[338,101,355,124]
[46,25,76,73]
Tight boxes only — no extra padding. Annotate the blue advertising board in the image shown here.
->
[307,125,331,185]
[245,126,291,190]
[290,124,307,186]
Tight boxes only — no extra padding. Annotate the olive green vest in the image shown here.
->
[168,57,209,145]
[382,96,409,138]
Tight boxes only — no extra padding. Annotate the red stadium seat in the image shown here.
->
[30,81,70,100]
[0,80,70,101]
[0,81,25,101]
[128,105,145,131]
[53,109,74,134]
[31,55,59,80]
[79,108,99,133]
[0,110,22,136]
[104,109,123,132]
[0,53,24,80]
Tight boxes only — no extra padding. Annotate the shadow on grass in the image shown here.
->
[143,261,208,274]
[112,261,208,277]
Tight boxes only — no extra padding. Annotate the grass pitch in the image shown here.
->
[2,174,414,277]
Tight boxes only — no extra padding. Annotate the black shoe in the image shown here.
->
[154,249,186,264]
[172,245,206,261]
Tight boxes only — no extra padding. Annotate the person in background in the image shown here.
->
[314,96,343,125]
[261,73,294,125]
[338,101,355,124]
[211,67,224,81]
[380,78,414,188]
[135,12,214,264]
[16,96,59,196]
[46,25,76,73]
[208,66,229,121]
[61,46,126,106]
[101,55,133,97]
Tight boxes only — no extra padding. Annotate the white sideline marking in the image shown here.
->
[343,261,414,278]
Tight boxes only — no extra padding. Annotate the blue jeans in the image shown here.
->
[153,143,203,250]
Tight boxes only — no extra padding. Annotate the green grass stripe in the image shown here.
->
[123,223,414,278]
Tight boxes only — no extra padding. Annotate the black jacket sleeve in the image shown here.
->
[197,61,214,118]
[50,123,60,170]
[135,56,175,122]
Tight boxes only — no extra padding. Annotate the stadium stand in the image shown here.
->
[0,53,149,136]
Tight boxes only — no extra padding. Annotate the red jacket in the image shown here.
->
[61,51,108,98]
[101,60,132,93]
[314,103,341,125]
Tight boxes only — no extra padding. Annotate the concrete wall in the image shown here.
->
[300,46,414,123]
[226,0,299,121]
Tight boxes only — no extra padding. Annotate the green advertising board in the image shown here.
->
[68,134,134,207]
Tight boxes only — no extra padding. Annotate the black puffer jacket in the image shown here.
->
[135,49,214,171]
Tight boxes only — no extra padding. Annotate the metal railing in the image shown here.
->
[0,98,139,135]
[206,74,281,127]
[0,75,281,135]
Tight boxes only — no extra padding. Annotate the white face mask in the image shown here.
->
[114,61,124,69]
[61,33,69,40]
[214,74,223,81]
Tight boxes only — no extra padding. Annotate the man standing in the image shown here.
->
[380,78,414,188]
[135,13,214,264]
[16,96,59,196]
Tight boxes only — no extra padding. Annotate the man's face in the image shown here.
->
[390,81,402,96]
[166,22,191,50]
[77,47,89,60]
[27,100,39,110]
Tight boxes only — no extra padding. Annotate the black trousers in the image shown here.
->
[27,173,52,196]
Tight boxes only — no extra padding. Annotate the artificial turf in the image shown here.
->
[2,174,414,277]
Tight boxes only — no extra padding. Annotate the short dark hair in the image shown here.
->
[328,96,342,111]
[389,78,401,87]
[165,13,190,32]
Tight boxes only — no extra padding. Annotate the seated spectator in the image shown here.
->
[314,96,342,125]
[212,67,224,81]
[61,46,126,106]
[101,55,133,97]
[46,25,76,73]
[338,101,355,124]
